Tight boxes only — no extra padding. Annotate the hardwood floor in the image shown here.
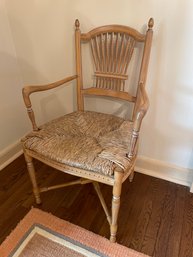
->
[0,155,193,257]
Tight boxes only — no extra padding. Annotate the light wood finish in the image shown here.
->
[40,179,92,193]
[95,72,128,80]
[93,182,112,225]
[24,152,41,204]
[22,75,77,131]
[89,28,136,92]
[82,87,136,102]
[75,20,84,111]
[110,170,123,242]
[133,18,153,119]
[129,170,135,182]
[22,18,154,242]
[127,83,149,162]
[81,25,146,42]
[26,149,115,186]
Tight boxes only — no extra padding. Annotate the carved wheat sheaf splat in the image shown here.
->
[90,32,135,91]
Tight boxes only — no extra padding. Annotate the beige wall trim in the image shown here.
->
[0,140,23,171]
[136,155,193,191]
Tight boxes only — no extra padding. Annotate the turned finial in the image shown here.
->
[148,18,154,29]
[75,19,80,30]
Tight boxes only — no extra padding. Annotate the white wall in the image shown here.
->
[0,0,30,153]
[3,1,193,173]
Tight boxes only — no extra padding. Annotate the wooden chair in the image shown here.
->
[21,18,153,242]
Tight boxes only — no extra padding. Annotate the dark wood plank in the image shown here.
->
[153,181,176,257]
[129,177,159,252]
[140,178,174,255]
[0,155,193,257]
[178,191,193,257]
[165,184,186,257]
[118,173,152,246]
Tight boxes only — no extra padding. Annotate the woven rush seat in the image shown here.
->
[22,111,133,176]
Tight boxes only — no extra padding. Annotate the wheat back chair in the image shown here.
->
[22,18,154,242]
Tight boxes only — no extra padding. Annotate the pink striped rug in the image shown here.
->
[0,208,149,257]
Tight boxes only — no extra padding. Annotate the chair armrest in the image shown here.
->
[133,82,149,131]
[127,82,149,159]
[22,75,77,131]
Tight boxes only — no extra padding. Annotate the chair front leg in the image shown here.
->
[24,152,41,204]
[110,170,123,242]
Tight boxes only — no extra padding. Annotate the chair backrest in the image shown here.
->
[75,19,153,120]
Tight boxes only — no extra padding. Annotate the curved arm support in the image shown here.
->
[127,82,149,159]
[22,75,77,131]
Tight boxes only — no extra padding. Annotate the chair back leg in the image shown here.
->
[129,169,135,182]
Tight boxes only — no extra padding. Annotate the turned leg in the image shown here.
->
[129,169,135,182]
[24,153,41,204]
[110,171,123,243]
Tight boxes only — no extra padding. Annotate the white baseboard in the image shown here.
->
[136,155,193,189]
[0,141,193,191]
[0,140,23,171]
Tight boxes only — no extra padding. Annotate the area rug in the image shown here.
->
[0,208,149,257]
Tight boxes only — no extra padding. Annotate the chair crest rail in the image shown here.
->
[80,25,146,42]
